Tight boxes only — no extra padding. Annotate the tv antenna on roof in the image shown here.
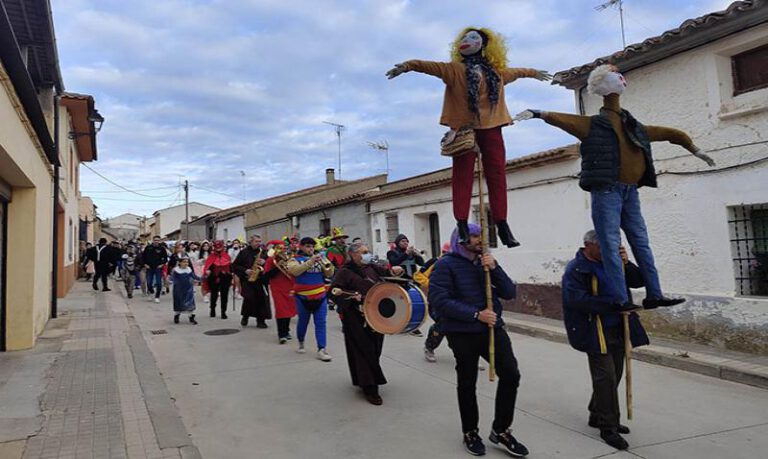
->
[595,0,627,49]
[367,140,390,176]
[323,121,345,179]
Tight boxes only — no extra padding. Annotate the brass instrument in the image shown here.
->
[247,248,264,282]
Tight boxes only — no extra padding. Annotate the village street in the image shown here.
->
[1,281,767,459]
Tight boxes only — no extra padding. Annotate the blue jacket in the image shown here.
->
[428,253,516,334]
[561,249,650,354]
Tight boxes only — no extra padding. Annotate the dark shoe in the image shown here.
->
[589,417,630,434]
[495,221,521,248]
[189,315,198,325]
[92,284,99,291]
[210,309,216,318]
[463,430,486,456]
[127,294,133,299]
[241,317,248,327]
[617,302,642,313]
[600,429,629,450]
[174,314,180,324]
[221,313,228,320]
[457,220,470,245]
[409,329,423,337]
[364,393,383,406]
[643,296,685,309]
[256,320,268,329]
[489,429,528,457]
[102,288,111,292]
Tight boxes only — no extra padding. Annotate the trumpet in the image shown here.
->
[312,252,333,271]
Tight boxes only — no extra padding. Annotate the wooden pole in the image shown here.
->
[622,312,633,420]
[476,153,495,382]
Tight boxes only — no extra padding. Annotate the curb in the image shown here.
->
[505,320,768,390]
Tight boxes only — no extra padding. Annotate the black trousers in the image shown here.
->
[446,327,521,434]
[92,266,110,290]
[277,318,291,338]
[210,275,231,315]
[587,326,625,429]
[424,322,444,351]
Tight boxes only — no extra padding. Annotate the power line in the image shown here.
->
[189,184,243,200]
[82,163,179,198]
[81,186,178,194]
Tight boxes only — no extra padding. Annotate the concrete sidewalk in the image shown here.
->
[0,281,201,459]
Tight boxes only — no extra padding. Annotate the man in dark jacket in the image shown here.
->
[143,236,169,303]
[428,223,527,457]
[387,233,426,336]
[85,238,117,291]
[562,230,650,451]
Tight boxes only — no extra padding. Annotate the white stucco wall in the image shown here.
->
[156,203,219,238]
[216,215,245,242]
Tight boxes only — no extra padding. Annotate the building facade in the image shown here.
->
[151,202,220,240]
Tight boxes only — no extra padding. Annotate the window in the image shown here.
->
[375,229,381,243]
[385,213,399,243]
[319,218,331,237]
[729,204,768,296]
[732,44,768,96]
[472,205,498,249]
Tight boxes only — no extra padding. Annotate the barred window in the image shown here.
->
[319,218,331,237]
[385,213,399,243]
[729,204,768,296]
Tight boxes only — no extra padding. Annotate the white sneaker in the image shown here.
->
[154,298,160,303]
[317,348,332,362]
[296,342,305,354]
[203,296,209,303]
[424,348,437,363]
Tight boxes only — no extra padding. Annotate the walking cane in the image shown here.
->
[475,153,496,382]
[622,312,633,420]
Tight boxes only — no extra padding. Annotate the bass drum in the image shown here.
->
[362,282,428,334]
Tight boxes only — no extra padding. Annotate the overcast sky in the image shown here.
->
[53,0,731,218]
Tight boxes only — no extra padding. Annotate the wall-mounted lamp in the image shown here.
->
[69,109,105,139]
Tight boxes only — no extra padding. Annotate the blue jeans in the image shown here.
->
[591,183,663,303]
[147,268,163,298]
[296,296,328,350]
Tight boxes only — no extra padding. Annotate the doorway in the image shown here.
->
[0,199,7,351]
[428,213,440,259]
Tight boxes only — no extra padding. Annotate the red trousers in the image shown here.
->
[452,127,507,222]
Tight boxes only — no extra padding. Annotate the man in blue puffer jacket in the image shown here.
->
[429,223,527,457]
[562,230,650,451]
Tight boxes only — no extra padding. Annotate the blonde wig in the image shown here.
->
[450,27,508,71]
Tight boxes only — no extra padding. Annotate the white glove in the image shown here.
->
[692,148,716,167]
[513,109,543,122]
[534,70,553,81]
[386,63,408,79]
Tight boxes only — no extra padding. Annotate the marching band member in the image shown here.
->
[204,240,233,319]
[428,223,527,457]
[330,243,404,405]
[387,27,551,248]
[232,235,271,328]
[325,227,349,268]
[287,237,335,362]
[263,239,296,343]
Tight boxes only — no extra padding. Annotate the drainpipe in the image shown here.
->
[51,91,60,318]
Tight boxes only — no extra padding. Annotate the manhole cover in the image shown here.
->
[204,328,241,336]
[150,329,168,335]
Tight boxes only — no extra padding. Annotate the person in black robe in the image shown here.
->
[232,235,272,328]
[330,242,404,405]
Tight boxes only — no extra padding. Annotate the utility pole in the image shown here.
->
[367,140,390,176]
[184,180,189,241]
[323,121,345,179]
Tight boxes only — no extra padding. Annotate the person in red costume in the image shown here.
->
[204,240,233,319]
[263,240,296,344]
[387,27,551,248]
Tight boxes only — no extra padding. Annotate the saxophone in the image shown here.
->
[247,248,264,282]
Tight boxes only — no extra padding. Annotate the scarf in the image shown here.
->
[462,53,501,119]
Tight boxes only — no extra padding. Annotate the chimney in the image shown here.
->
[325,168,335,185]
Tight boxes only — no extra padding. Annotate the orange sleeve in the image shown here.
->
[403,60,451,81]
[645,125,697,153]
[500,67,540,84]
[542,112,592,140]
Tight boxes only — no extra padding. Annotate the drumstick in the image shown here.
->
[623,312,633,420]
[476,153,496,382]
[331,287,359,298]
